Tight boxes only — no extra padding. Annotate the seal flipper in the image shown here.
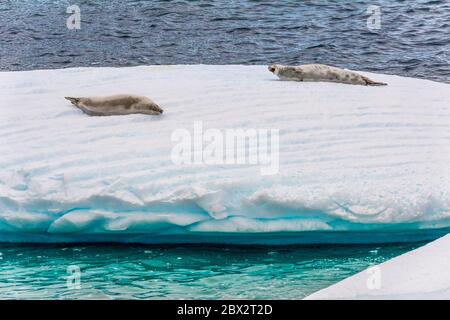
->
[362,76,387,86]
[65,97,106,116]
[65,97,81,105]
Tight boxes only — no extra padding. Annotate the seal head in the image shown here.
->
[268,64,280,75]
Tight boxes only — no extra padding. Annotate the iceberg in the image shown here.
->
[305,233,450,299]
[1,65,450,244]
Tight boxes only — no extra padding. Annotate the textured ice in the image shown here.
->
[1,65,450,244]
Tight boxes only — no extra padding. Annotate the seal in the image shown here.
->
[65,94,163,116]
[268,64,387,86]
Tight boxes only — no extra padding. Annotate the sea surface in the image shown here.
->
[0,242,423,299]
[0,0,449,83]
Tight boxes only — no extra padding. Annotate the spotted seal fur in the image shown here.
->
[268,64,387,86]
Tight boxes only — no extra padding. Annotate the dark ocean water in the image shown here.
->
[0,0,449,83]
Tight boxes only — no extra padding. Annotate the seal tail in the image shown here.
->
[362,76,387,86]
[65,97,81,105]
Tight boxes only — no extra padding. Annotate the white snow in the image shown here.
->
[305,233,450,299]
[1,65,450,243]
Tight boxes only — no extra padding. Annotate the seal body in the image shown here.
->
[268,64,387,86]
[65,94,163,116]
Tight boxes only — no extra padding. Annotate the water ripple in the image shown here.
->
[0,243,423,299]
[0,0,449,83]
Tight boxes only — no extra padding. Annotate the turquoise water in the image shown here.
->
[0,242,423,299]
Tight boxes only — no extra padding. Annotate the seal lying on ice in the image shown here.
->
[65,95,163,116]
[268,64,387,86]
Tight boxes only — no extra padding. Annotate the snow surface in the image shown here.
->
[1,65,450,244]
[305,233,450,299]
